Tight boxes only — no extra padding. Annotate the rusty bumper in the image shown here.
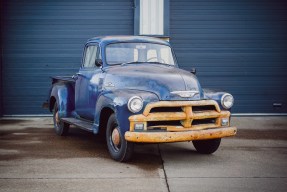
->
[125,126,237,143]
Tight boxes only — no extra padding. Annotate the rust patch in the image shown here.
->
[125,127,236,143]
[234,129,287,140]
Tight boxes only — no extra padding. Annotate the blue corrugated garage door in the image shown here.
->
[170,0,287,113]
[1,0,133,115]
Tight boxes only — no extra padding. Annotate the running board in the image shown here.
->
[61,118,93,132]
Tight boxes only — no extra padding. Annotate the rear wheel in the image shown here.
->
[192,138,221,154]
[53,103,70,136]
[106,114,134,162]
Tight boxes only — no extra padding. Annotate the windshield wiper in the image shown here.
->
[120,61,146,65]
[145,61,172,66]
[112,61,172,66]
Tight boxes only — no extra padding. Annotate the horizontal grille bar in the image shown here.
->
[142,100,221,116]
[129,110,229,122]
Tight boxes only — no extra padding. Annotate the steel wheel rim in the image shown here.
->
[53,106,61,131]
[109,124,121,152]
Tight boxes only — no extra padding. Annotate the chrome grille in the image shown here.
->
[129,100,230,132]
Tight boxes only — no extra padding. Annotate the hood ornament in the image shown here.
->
[103,82,115,90]
[171,90,199,98]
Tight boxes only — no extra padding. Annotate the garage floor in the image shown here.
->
[0,117,286,192]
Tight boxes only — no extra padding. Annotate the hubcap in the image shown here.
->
[111,128,120,147]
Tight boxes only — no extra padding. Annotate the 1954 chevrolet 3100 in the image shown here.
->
[45,36,237,162]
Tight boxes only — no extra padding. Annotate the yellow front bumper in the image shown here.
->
[125,126,237,143]
[126,100,237,143]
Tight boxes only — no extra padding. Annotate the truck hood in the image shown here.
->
[103,64,204,100]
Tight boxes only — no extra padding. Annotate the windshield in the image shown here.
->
[106,43,176,65]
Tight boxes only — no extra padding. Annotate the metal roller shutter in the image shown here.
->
[170,0,287,113]
[1,0,134,115]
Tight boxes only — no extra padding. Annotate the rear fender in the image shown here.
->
[50,83,75,118]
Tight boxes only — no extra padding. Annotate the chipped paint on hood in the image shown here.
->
[103,63,204,100]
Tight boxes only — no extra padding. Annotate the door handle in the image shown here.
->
[72,73,84,80]
[72,74,78,80]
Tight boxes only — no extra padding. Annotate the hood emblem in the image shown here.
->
[104,82,115,88]
[171,91,199,98]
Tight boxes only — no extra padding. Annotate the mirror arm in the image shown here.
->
[95,59,103,67]
[190,67,196,75]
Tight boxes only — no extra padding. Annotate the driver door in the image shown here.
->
[75,44,102,120]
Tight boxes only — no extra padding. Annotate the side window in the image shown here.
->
[83,45,99,68]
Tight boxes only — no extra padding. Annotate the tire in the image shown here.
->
[53,103,70,136]
[106,114,134,162]
[192,138,221,154]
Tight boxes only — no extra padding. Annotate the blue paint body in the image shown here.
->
[48,36,231,136]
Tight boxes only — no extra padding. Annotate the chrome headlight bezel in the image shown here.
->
[127,96,143,113]
[221,93,234,109]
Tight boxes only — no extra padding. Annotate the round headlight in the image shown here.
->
[221,93,234,109]
[128,96,143,113]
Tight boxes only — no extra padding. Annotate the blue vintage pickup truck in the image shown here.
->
[45,36,237,162]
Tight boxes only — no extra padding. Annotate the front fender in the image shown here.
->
[50,83,75,118]
[203,88,233,111]
[93,89,159,135]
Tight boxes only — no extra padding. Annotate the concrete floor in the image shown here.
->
[0,117,286,192]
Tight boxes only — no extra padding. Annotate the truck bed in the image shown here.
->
[51,76,75,84]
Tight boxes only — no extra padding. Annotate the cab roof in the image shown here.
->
[86,35,170,46]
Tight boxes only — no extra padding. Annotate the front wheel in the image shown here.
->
[192,138,221,154]
[53,103,70,136]
[106,114,134,162]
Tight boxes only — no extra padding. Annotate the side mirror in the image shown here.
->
[95,59,103,67]
[190,68,196,75]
